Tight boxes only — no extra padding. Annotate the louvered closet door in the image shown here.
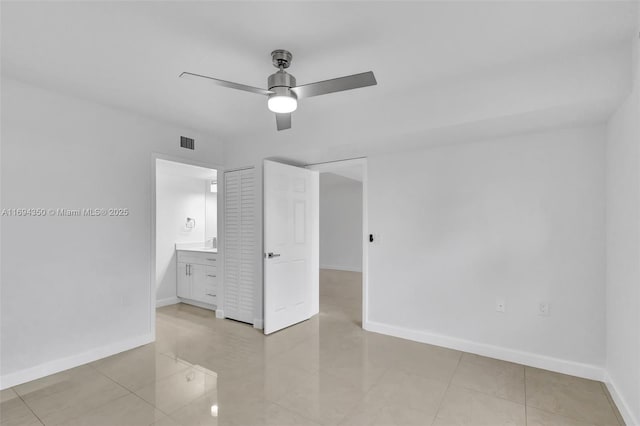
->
[223,168,256,324]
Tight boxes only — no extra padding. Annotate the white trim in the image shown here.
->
[362,160,369,326]
[320,264,362,273]
[253,318,264,330]
[311,169,320,317]
[0,333,153,390]
[364,320,604,381]
[604,372,639,426]
[178,298,216,311]
[216,309,225,319]
[156,297,180,308]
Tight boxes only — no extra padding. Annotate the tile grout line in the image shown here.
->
[84,360,181,420]
[269,399,323,426]
[526,405,605,426]
[429,351,463,426]
[144,366,223,421]
[65,364,150,423]
[89,350,193,396]
[57,393,135,426]
[451,381,529,407]
[332,363,393,425]
[14,389,47,426]
[435,356,530,409]
[427,357,530,424]
[525,369,622,426]
[13,364,129,426]
[88,360,139,394]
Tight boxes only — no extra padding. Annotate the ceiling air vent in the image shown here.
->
[180,136,195,150]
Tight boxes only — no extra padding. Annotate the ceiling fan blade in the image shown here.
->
[180,72,273,96]
[275,113,291,131]
[290,71,377,99]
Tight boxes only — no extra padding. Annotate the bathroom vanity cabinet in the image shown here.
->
[176,250,218,308]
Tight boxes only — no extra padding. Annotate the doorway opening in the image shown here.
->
[152,156,222,337]
[307,158,367,328]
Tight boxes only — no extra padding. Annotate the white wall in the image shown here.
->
[367,126,606,373]
[319,173,362,272]
[155,162,209,305]
[226,124,607,379]
[604,21,640,426]
[0,78,224,388]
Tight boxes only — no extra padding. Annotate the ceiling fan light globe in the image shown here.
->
[268,95,297,113]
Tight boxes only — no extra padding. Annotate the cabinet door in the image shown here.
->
[177,262,191,298]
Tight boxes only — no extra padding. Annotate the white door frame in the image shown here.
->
[306,157,369,328]
[150,153,225,339]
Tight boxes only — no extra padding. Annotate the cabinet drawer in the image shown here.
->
[205,267,218,285]
[203,282,216,304]
[202,293,217,304]
[177,251,218,266]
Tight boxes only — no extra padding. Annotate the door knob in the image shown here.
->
[267,252,281,258]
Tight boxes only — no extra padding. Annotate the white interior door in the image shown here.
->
[264,160,319,335]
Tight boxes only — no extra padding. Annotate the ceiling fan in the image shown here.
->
[180,49,377,131]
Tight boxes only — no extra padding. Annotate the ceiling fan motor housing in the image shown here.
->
[268,70,297,100]
[268,70,296,90]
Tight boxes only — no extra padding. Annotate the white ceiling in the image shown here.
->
[2,1,637,149]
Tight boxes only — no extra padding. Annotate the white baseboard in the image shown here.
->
[178,298,216,312]
[0,333,153,390]
[320,264,362,273]
[215,309,225,319]
[604,372,639,426]
[156,297,180,308]
[253,318,264,330]
[364,320,604,381]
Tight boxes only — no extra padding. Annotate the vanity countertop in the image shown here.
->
[176,247,217,253]
[175,242,218,253]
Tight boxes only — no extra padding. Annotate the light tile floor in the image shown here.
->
[1,270,625,426]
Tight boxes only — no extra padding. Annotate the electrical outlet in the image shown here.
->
[538,302,550,316]
[496,298,506,313]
